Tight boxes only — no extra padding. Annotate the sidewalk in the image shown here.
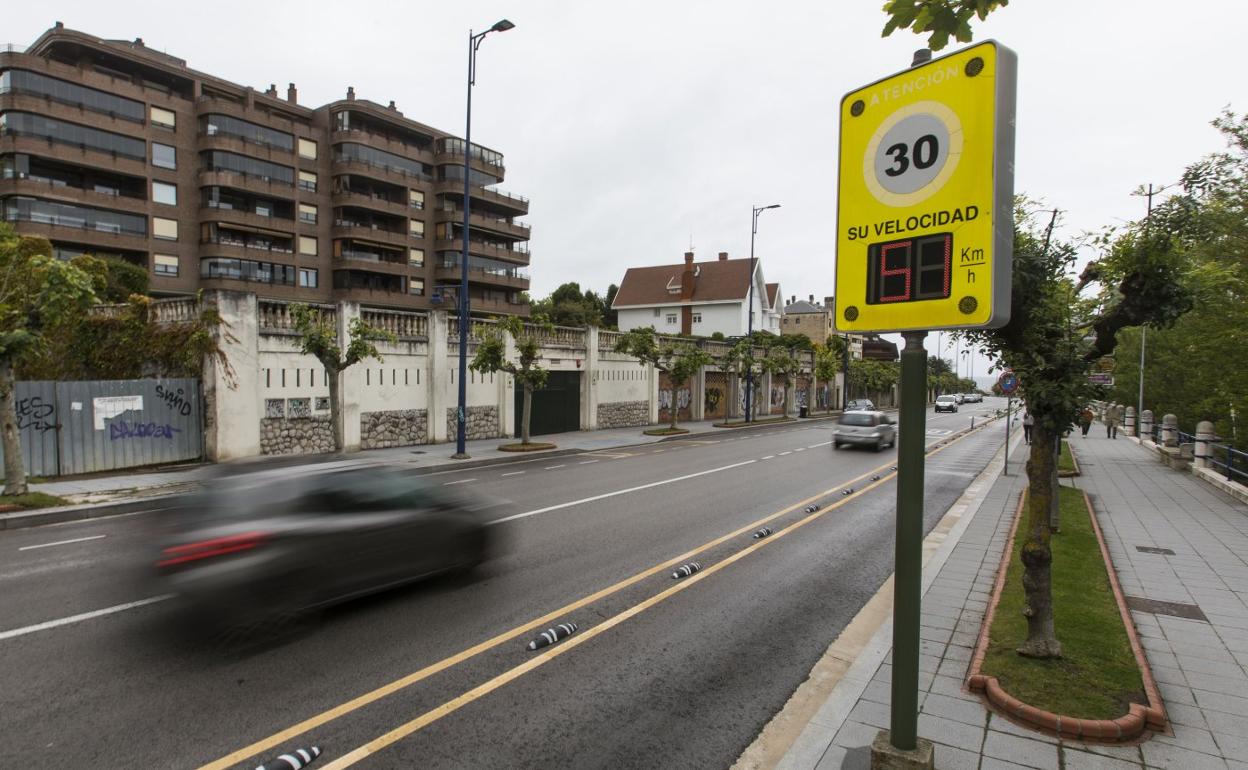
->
[765,434,1248,769]
[25,413,837,502]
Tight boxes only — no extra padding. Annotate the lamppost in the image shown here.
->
[1130,183,1169,430]
[744,203,780,422]
[960,349,969,389]
[454,18,515,460]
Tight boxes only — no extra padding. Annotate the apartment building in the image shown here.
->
[0,23,531,313]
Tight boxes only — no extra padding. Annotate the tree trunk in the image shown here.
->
[1050,436,1062,532]
[327,363,343,453]
[0,358,27,496]
[1018,422,1063,658]
[670,376,683,430]
[521,384,532,445]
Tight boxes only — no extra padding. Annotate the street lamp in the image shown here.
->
[454,18,515,460]
[744,203,780,422]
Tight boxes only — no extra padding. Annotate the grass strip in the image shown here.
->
[1058,440,1076,474]
[0,491,70,511]
[980,486,1144,719]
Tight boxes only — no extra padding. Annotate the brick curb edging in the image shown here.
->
[1058,438,1082,478]
[964,484,1168,743]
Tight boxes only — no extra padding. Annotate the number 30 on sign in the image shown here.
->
[835,41,1017,333]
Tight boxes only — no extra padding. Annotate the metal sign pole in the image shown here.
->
[1004,395,1011,475]
[889,329,928,751]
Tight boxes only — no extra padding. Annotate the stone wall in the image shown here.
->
[260,416,334,455]
[597,400,650,429]
[445,405,501,441]
[361,409,427,449]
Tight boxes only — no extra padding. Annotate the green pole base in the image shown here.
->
[871,731,935,770]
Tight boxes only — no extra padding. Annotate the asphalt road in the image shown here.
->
[0,398,1013,769]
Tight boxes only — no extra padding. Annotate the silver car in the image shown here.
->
[833,410,896,451]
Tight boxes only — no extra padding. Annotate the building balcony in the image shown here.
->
[195,132,296,165]
[0,134,149,179]
[434,263,529,291]
[194,95,313,136]
[331,221,411,249]
[332,252,411,276]
[434,140,505,180]
[330,157,432,191]
[200,239,295,261]
[331,190,410,218]
[435,208,530,240]
[433,180,528,216]
[465,296,530,316]
[6,219,151,253]
[197,169,296,200]
[433,238,529,265]
[331,129,434,165]
[0,176,148,215]
[0,92,149,138]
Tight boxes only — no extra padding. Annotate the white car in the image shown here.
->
[935,395,958,413]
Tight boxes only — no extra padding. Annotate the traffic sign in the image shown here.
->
[835,41,1017,333]
[1088,373,1113,386]
[998,370,1018,395]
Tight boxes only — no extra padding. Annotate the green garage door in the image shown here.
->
[517,371,581,436]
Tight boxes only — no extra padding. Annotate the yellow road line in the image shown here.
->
[200,418,995,770]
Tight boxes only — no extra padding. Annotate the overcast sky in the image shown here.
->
[7,1,1241,382]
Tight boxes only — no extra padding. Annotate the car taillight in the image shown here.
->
[158,531,268,568]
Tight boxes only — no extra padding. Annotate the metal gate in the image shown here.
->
[1,378,202,478]
[517,371,582,437]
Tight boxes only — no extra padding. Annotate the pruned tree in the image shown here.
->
[720,337,764,420]
[847,359,899,401]
[472,316,549,445]
[0,226,97,495]
[881,0,1011,51]
[762,345,803,417]
[814,344,840,412]
[963,201,1193,658]
[291,304,395,453]
[613,326,712,430]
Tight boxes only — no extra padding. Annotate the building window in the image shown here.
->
[298,170,317,192]
[653,308,660,317]
[795,316,801,324]
[154,253,178,276]
[150,107,176,129]
[152,181,177,206]
[203,114,293,151]
[297,138,318,160]
[409,190,424,210]
[3,196,147,235]
[409,219,425,237]
[153,217,178,241]
[666,314,677,325]
[692,312,702,323]
[299,236,317,256]
[409,248,424,267]
[299,268,318,288]
[298,203,317,223]
[201,258,296,285]
[410,278,424,296]
[152,143,176,170]
[0,69,145,122]
[0,112,146,160]
[201,151,293,185]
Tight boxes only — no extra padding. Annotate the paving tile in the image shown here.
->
[916,711,985,752]
[1061,747,1145,769]
[847,698,891,730]
[1183,671,1248,698]
[1176,657,1246,679]
[811,743,849,770]
[1162,702,1207,729]
[832,719,878,750]
[981,758,1040,770]
[860,678,891,706]
[1211,731,1248,759]
[921,692,989,728]
[981,730,1059,769]
[1201,707,1248,738]
[1154,724,1220,755]
[1191,689,1248,717]
[1151,665,1188,687]
[930,743,980,770]
[987,714,1059,744]
[1140,740,1228,768]
[1158,682,1196,706]
[1174,643,1237,664]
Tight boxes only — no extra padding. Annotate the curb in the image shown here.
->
[964,483,1168,743]
[0,493,183,531]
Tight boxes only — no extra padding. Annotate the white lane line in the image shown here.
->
[544,465,566,470]
[0,595,173,642]
[761,455,775,460]
[808,442,832,449]
[501,471,526,477]
[578,460,599,465]
[443,479,476,486]
[487,459,757,527]
[779,451,792,456]
[795,448,806,452]
[18,534,107,551]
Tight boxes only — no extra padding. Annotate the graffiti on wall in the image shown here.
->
[17,396,56,433]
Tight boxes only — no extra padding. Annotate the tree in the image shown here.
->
[603,284,620,329]
[762,345,803,417]
[531,282,605,328]
[962,201,1192,658]
[0,226,97,495]
[881,0,1011,51]
[290,304,394,452]
[612,326,712,430]
[814,344,840,412]
[847,359,899,399]
[720,338,764,420]
[471,316,549,444]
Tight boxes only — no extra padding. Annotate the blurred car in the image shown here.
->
[964,392,983,403]
[845,399,875,412]
[953,393,965,405]
[834,410,896,451]
[153,461,497,633]
[935,395,959,413]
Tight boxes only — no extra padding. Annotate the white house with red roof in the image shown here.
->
[611,251,781,337]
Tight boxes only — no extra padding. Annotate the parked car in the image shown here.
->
[935,395,959,413]
[953,393,965,405]
[834,410,896,451]
[845,399,875,412]
[964,392,983,403]
[153,461,499,635]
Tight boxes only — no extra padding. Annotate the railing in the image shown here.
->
[529,324,587,349]
[447,316,498,341]
[1210,442,1248,485]
[259,300,336,335]
[361,307,428,340]
[150,297,200,324]
[598,330,623,352]
[3,44,27,53]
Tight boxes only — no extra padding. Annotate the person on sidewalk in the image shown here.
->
[1079,406,1095,438]
[1023,410,1034,444]
[1105,402,1120,439]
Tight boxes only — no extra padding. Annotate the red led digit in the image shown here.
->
[878,242,912,302]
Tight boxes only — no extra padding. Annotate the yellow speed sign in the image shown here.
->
[835,41,1016,333]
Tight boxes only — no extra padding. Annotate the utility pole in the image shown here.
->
[1130,183,1168,429]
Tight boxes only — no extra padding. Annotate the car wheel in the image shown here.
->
[875,438,883,452]
[833,441,841,449]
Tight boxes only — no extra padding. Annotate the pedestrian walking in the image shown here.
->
[1106,402,1120,439]
[1079,406,1094,438]
[1023,410,1034,444]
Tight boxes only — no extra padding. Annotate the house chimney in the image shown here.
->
[718,251,728,261]
[809,294,814,302]
[388,100,397,110]
[684,251,694,265]
[681,252,695,301]
[287,83,298,103]
[347,86,356,100]
[790,295,796,305]
[266,83,277,97]
[134,37,144,47]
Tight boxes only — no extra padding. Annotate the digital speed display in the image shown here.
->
[866,233,952,304]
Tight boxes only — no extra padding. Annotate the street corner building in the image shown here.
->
[0,23,532,314]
